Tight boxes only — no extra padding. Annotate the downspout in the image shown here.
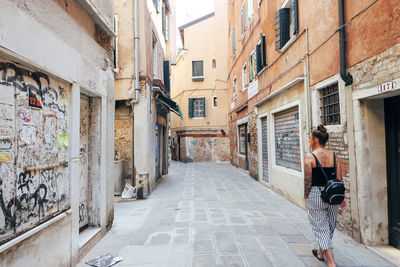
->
[338,0,353,86]
[131,0,140,105]
[303,28,312,152]
[130,0,139,187]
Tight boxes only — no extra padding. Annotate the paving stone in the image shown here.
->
[234,225,255,236]
[219,255,246,267]
[260,236,287,249]
[192,254,218,267]
[79,162,395,267]
[243,252,274,267]
[216,240,240,254]
[270,248,306,266]
[149,233,172,245]
[272,223,301,235]
[229,216,247,224]
[236,235,264,252]
[289,243,314,256]
[214,231,235,241]
[193,239,215,253]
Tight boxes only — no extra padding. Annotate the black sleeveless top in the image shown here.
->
[311,153,336,186]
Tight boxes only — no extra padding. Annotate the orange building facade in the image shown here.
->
[228,0,400,249]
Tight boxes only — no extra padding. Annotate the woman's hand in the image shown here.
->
[339,199,347,212]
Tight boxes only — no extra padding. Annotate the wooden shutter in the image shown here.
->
[163,61,170,94]
[261,35,267,67]
[292,0,299,35]
[274,107,301,171]
[202,98,206,117]
[275,8,290,50]
[188,98,194,118]
[233,28,236,54]
[256,43,262,74]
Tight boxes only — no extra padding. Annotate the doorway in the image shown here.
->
[385,95,400,249]
[79,95,90,230]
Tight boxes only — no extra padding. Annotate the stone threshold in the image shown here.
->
[79,227,101,249]
[367,245,400,266]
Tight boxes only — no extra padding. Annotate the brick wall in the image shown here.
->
[326,132,352,235]
[177,136,230,162]
[114,117,133,180]
[229,121,239,167]
[248,112,258,179]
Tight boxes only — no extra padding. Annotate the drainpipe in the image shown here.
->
[338,0,353,86]
[130,0,140,105]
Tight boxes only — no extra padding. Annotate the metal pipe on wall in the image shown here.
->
[338,0,353,86]
[131,0,140,105]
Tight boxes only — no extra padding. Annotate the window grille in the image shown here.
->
[320,83,340,125]
[189,98,206,118]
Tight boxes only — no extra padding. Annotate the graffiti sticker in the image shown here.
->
[58,133,69,148]
[0,137,12,162]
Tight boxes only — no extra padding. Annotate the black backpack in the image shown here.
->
[311,153,345,205]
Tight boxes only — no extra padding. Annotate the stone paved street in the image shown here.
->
[78,162,394,267]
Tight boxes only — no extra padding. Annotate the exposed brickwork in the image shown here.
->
[325,132,352,236]
[229,121,239,167]
[248,112,258,179]
[175,135,230,163]
[350,43,400,90]
[114,118,133,180]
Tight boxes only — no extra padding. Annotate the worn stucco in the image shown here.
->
[0,0,115,265]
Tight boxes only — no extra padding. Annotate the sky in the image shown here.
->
[175,0,215,48]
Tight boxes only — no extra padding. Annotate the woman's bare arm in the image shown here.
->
[304,154,313,199]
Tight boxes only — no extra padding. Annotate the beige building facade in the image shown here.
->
[114,0,178,193]
[0,0,115,266]
[170,1,230,163]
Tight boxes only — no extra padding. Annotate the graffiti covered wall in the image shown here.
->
[0,59,70,244]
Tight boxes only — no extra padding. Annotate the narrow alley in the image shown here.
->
[78,162,393,267]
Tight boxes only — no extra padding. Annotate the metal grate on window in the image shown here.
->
[320,83,340,125]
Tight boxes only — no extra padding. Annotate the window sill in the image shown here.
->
[238,154,246,159]
[192,77,204,82]
[279,34,298,54]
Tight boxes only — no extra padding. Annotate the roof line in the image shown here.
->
[178,12,215,30]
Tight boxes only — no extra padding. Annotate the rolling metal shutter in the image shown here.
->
[274,107,301,171]
[261,117,269,182]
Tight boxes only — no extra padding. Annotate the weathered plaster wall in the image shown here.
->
[0,59,70,244]
[0,0,115,265]
[177,136,230,163]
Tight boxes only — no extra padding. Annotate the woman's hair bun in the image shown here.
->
[317,124,327,133]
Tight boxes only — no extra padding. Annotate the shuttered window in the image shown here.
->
[162,4,168,40]
[233,28,236,54]
[189,98,206,118]
[261,117,269,182]
[163,61,170,94]
[256,35,267,74]
[249,51,255,82]
[274,107,301,171]
[275,0,299,50]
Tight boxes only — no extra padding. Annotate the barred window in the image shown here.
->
[189,97,206,118]
[239,124,247,155]
[320,83,340,125]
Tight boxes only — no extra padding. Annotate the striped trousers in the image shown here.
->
[306,186,339,251]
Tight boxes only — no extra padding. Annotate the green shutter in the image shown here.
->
[202,98,206,117]
[233,28,236,54]
[188,98,194,118]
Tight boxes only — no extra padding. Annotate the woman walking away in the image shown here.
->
[304,125,344,267]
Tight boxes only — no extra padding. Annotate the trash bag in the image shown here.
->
[85,253,124,267]
[121,183,136,199]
